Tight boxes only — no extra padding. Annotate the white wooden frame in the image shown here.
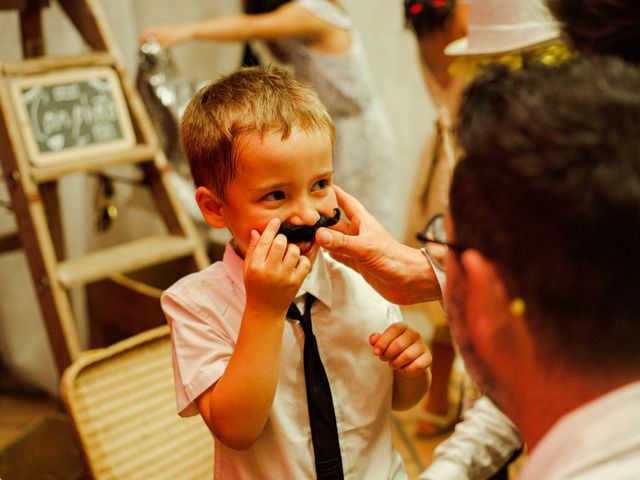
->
[8,66,135,167]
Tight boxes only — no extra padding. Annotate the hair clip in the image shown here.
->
[509,298,526,317]
[409,3,424,15]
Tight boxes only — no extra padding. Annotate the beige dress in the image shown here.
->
[403,62,466,338]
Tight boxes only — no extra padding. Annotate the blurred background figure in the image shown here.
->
[401,0,468,438]
[140,0,399,233]
[546,0,640,65]
[402,0,567,448]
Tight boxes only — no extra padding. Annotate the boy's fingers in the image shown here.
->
[245,230,261,262]
[253,218,281,262]
[380,334,413,362]
[294,255,312,280]
[388,342,422,369]
[372,323,408,356]
[281,243,301,271]
[399,352,433,377]
[265,234,288,265]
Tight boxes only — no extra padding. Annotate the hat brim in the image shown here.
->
[445,34,560,57]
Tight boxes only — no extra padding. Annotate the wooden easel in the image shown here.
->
[0,0,209,373]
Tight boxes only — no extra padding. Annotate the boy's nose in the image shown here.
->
[287,202,320,226]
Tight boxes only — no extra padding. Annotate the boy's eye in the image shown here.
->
[312,179,330,191]
[263,190,285,201]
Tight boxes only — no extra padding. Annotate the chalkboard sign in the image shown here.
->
[9,67,135,167]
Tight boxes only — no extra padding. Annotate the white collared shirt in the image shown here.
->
[520,381,640,479]
[419,397,522,480]
[162,245,407,479]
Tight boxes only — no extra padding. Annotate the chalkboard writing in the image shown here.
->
[9,67,135,167]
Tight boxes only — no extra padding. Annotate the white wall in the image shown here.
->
[0,0,436,394]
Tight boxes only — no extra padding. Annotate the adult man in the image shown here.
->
[318,55,640,477]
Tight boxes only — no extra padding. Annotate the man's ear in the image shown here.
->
[195,186,227,228]
[459,250,512,337]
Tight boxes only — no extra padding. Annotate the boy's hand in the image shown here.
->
[370,322,432,377]
[243,218,311,317]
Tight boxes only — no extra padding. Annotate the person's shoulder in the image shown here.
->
[162,260,231,304]
[291,0,351,28]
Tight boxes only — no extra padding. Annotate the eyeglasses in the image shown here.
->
[416,214,467,271]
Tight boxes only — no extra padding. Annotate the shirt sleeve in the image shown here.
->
[161,291,234,417]
[418,397,523,480]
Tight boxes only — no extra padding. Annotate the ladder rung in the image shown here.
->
[0,52,114,76]
[56,235,198,288]
[30,144,158,182]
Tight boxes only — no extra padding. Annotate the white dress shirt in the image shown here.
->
[419,254,523,480]
[520,381,640,479]
[162,245,407,479]
[419,397,522,480]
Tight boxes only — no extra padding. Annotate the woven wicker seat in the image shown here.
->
[60,325,214,479]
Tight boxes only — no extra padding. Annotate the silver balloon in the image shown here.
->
[136,38,199,180]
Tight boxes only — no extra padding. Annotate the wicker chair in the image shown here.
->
[60,325,214,479]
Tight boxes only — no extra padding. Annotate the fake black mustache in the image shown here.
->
[277,208,341,243]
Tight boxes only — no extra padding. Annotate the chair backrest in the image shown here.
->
[60,325,214,479]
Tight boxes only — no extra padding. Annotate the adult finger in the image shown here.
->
[333,185,368,222]
[315,226,367,258]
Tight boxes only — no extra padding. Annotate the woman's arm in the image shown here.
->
[140,3,338,49]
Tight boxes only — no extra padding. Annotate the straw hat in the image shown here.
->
[445,0,561,56]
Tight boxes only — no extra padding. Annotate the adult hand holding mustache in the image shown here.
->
[277,208,341,243]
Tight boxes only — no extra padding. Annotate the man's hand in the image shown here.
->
[244,218,311,317]
[315,186,442,304]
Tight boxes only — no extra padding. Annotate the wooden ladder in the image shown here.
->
[0,0,209,373]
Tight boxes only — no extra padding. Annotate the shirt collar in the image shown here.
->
[296,249,333,309]
[520,381,640,479]
[221,243,333,309]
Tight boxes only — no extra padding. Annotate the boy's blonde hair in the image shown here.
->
[181,65,335,200]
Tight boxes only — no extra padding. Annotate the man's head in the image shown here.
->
[447,56,640,395]
[181,66,337,260]
[547,0,640,65]
[404,0,461,37]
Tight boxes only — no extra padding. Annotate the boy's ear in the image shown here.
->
[195,186,227,228]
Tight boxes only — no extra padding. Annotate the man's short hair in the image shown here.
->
[547,0,640,65]
[180,65,335,200]
[451,56,640,372]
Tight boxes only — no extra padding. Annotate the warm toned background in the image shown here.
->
[0,0,436,396]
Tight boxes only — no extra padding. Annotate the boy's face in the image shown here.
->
[197,127,337,265]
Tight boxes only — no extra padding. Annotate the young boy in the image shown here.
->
[161,65,431,479]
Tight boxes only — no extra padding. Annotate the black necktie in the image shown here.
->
[287,294,344,480]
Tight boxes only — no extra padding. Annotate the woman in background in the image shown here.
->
[402,0,468,437]
[140,0,399,233]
